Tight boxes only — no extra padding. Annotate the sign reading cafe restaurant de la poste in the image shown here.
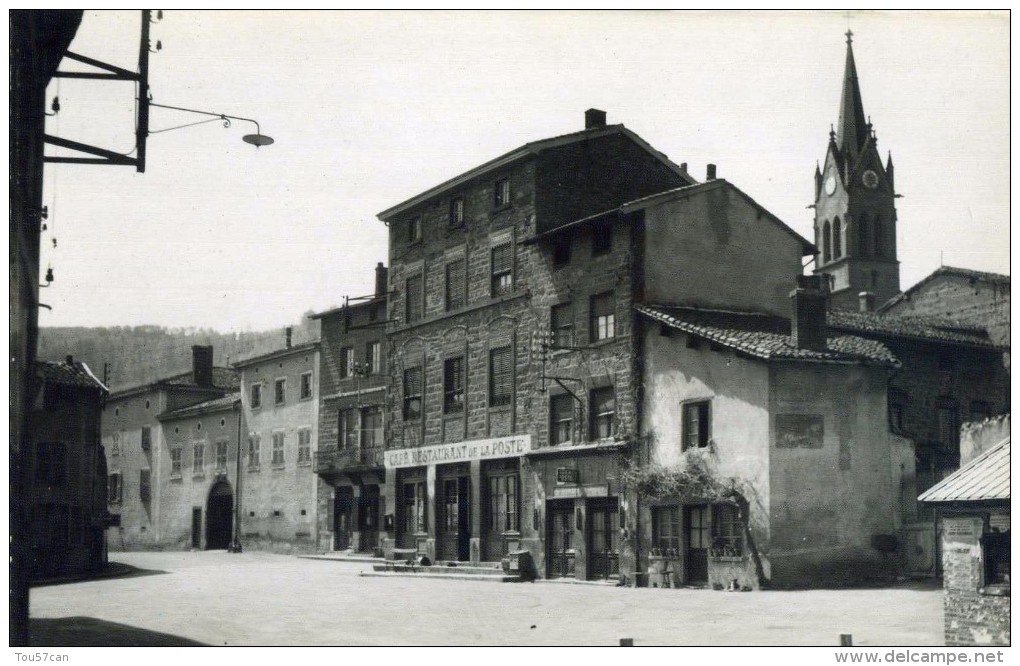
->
[384,435,532,469]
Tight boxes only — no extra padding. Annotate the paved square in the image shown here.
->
[30,551,943,646]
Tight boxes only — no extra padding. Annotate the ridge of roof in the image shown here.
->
[377,123,695,221]
[879,265,1011,312]
[636,304,899,367]
[232,340,320,368]
[37,360,109,393]
[309,294,385,320]
[110,366,239,398]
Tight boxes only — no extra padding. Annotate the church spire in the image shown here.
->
[836,30,869,159]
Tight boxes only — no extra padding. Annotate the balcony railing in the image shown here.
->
[314,445,384,474]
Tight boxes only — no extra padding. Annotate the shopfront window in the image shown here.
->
[489,474,519,532]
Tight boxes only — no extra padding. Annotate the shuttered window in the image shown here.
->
[490,243,513,296]
[405,274,423,323]
[445,259,466,311]
[444,356,465,414]
[338,409,358,448]
[361,406,382,448]
[682,400,711,450]
[488,345,512,407]
[403,367,423,420]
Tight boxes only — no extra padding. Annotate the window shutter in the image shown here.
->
[406,274,423,322]
[446,259,466,310]
[491,243,512,275]
[489,346,512,405]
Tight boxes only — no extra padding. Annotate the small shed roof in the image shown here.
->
[918,438,1010,504]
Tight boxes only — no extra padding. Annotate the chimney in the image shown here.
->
[706,164,717,180]
[285,327,293,349]
[192,345,214,388]
[858,291,876,313]
[375,262,389,299]
[680,162,688,174]
[789,275,827,351]
[65,355,74,366]
[585,108,607,130]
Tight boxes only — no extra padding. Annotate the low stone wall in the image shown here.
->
[942,514,1010,646]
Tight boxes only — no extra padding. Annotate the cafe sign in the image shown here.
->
[384,435,532,469]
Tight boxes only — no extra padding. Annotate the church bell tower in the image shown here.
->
[813,32,900,310]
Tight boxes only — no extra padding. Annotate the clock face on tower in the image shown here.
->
[824,174,837,196]
[862,170,879,189]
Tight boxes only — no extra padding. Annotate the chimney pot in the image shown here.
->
[585,108,607,130]
[706,164,717,180]
[789,278,827,351]
[192,345,214,388]
[285,327,293,348]
[65,355,74,366]
[858,291,876,313]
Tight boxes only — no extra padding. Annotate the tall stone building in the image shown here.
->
[813,32,900,309]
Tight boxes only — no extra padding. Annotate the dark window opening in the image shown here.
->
[494,178,510,208]
[592,222,612,256]
[361,406,382,448]
[589,292,615,342]
[405,274,423,323]
[590,387,615,440]
[553,239,571,267]
[550,393,574,446]
[407,216,422,244]
[551,302,574,348]
[490,242,513,296]
[449,197,464,227]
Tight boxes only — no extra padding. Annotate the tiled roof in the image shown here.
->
[161,366,240,391]
[636,305,899,367]
[159,393,240,420]
[37,360,108,393]
[880,266,1010,312]
[827,309,1002,349]
[918,438,1010,503]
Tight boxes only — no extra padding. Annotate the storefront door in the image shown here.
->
[483,472,519,561]
[398,478,426,549]
[334,486,353,551]
[357,485,380,552]
[547,503,575,578]
[439,476,470,561]
[587,500,619,580]
[685,504,710,584]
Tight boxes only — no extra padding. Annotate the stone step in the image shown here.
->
[372,562,504,575]
[359,570,522,583]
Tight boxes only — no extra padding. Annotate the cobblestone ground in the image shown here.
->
[29,551,943,646]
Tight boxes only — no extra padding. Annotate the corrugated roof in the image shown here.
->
[37,360,108,393]
[158,393,240,420]
[918,438,1010,503]
[828,309,1002,349]
[636,305,899,367]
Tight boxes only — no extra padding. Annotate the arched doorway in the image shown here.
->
[206,481,233,550]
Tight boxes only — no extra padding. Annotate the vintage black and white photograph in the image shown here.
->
[10,9,1010,655]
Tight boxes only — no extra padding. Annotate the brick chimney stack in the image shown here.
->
[375,262,389,299]
[706,164,717,180]
[192,345,214,387]
[790,275,828,351]
[585,108,607,130]
[285,327,293,349]
[858,291,876,313]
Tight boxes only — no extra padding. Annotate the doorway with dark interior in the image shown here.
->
[205,481,233,550]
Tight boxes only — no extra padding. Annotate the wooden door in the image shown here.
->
[357,485,379,552]
[685,504,710,584]
[547,504,575,578]
[439,478,460,561]
[484,473,519,560]
[334,486,353,551]
[191,507,202,549]
[587,502,619,580]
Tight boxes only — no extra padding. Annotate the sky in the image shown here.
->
[38,10,1010,332]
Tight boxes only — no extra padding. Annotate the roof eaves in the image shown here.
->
[233,340,320,368]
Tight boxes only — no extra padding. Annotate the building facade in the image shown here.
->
[27,359,109,579]
[236,335,321,553]
[103,345,239,550]
[376,110,695,578]
[311,265,389,554]
[156,395,240,550]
